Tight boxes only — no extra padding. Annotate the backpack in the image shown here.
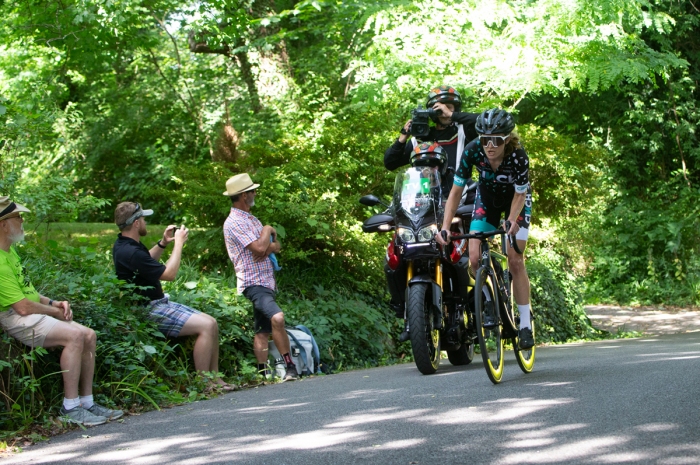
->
[268,325,321,376]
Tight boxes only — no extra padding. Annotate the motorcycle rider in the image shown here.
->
[436,108,534,350]
[384,85,480,342]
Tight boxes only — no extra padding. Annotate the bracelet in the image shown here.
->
[48,299,54,306]
[156,241,166,249]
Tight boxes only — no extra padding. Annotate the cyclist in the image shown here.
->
[436,108,534,349]
[384,86,479,342]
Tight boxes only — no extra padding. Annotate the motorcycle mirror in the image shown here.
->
[359,195,389,208]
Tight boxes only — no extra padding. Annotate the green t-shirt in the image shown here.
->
[0,246,40,312]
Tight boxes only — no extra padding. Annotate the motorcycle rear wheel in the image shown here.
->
[447,342,474,366]
[407,283,441,374]
[474,268,504,384]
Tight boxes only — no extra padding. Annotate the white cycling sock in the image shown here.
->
[80,395,94,409]
[63,397,80,411]
[518,304,531,330]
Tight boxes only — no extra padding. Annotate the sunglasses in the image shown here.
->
[118,203,144,228]
[480,135,510,148]
[1,212,22,221]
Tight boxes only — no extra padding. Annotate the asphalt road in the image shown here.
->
[3,333,700,465]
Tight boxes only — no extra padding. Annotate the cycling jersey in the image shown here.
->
[453,139,532,237]
[454,139,529,196]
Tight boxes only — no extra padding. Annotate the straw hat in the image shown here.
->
[223,173,260,196]
[0,196,30,221]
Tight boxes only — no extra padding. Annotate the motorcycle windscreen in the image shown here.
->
[393,166,442,222]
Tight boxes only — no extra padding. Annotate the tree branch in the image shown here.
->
[668,84,691,188]
[144,47,199,126]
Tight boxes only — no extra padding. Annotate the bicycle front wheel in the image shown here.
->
[514,313,536,373]
[474,268,504,384]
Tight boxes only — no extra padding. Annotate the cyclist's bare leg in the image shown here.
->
[508,238,530,305]
[508,238,532,330]
[468,237,481,275]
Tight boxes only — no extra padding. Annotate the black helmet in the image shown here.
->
[411,142,448,174]
[475,108,515,135]
[426,85,462,112]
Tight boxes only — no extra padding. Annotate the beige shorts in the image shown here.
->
[0,309,60,348]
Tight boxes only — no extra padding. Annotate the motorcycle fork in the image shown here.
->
[434,259,444,330]
[405,261,444,330]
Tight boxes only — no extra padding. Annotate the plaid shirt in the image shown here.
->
[223,207,276,294]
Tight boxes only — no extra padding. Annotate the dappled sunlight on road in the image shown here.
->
[353,438,427,452]
[625,351,700,363]
[3,335,700,465]
[425,397,575,425]
[527,381,576,387]
[222,429,368,453]
[325,407,432,428]
[234,402,311,413]
[500,436,635,463]
[88,435,209,462]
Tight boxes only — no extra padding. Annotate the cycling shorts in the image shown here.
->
[470,185,532,241]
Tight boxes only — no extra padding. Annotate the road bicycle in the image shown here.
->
[449,223,535,384]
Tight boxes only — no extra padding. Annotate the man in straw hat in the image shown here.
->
[0,196,123,426]
[112,201,235,392]
[222,174,299,381]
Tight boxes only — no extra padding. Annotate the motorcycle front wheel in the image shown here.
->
[407,283,440,374]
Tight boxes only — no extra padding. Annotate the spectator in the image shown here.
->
[0,196,123,426]
[222,174,298,382]
[111,202,235,391]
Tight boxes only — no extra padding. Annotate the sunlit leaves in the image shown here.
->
[350,0,688,104]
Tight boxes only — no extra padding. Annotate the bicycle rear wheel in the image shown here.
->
[514,312,536,373]
[474,268,504,384]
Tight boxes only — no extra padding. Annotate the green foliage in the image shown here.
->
[0,233,399,435]
[527,237,602,343]
[585,178,700,305]
[280,286,397,369]
[3,0,700,436]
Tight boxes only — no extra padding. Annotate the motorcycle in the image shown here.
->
[360,166,477,374]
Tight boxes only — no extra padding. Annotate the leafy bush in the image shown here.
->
[584,178,700,306]
[0,234,399,436]
[527,236,602,343]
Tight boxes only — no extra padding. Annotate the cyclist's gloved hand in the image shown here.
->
[436,230,451,246]
[505,220,520,237]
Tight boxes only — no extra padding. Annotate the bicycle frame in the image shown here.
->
[454,229,519,338]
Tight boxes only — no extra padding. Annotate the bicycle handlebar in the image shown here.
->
[447,221,523,255]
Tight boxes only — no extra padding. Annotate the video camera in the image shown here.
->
[410,106,442,138]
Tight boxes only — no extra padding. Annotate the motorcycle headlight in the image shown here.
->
[417,224,438,242]
[397,227,416,243]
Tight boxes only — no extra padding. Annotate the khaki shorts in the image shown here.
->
[0,309,60,348]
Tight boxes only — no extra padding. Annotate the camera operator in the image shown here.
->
[384,85,479,182]
[383,85,479,342]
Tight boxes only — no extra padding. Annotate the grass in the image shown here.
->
[26,222,170,250]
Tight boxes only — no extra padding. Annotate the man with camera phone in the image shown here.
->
[383,85,479,342]
[112,202,234,392]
